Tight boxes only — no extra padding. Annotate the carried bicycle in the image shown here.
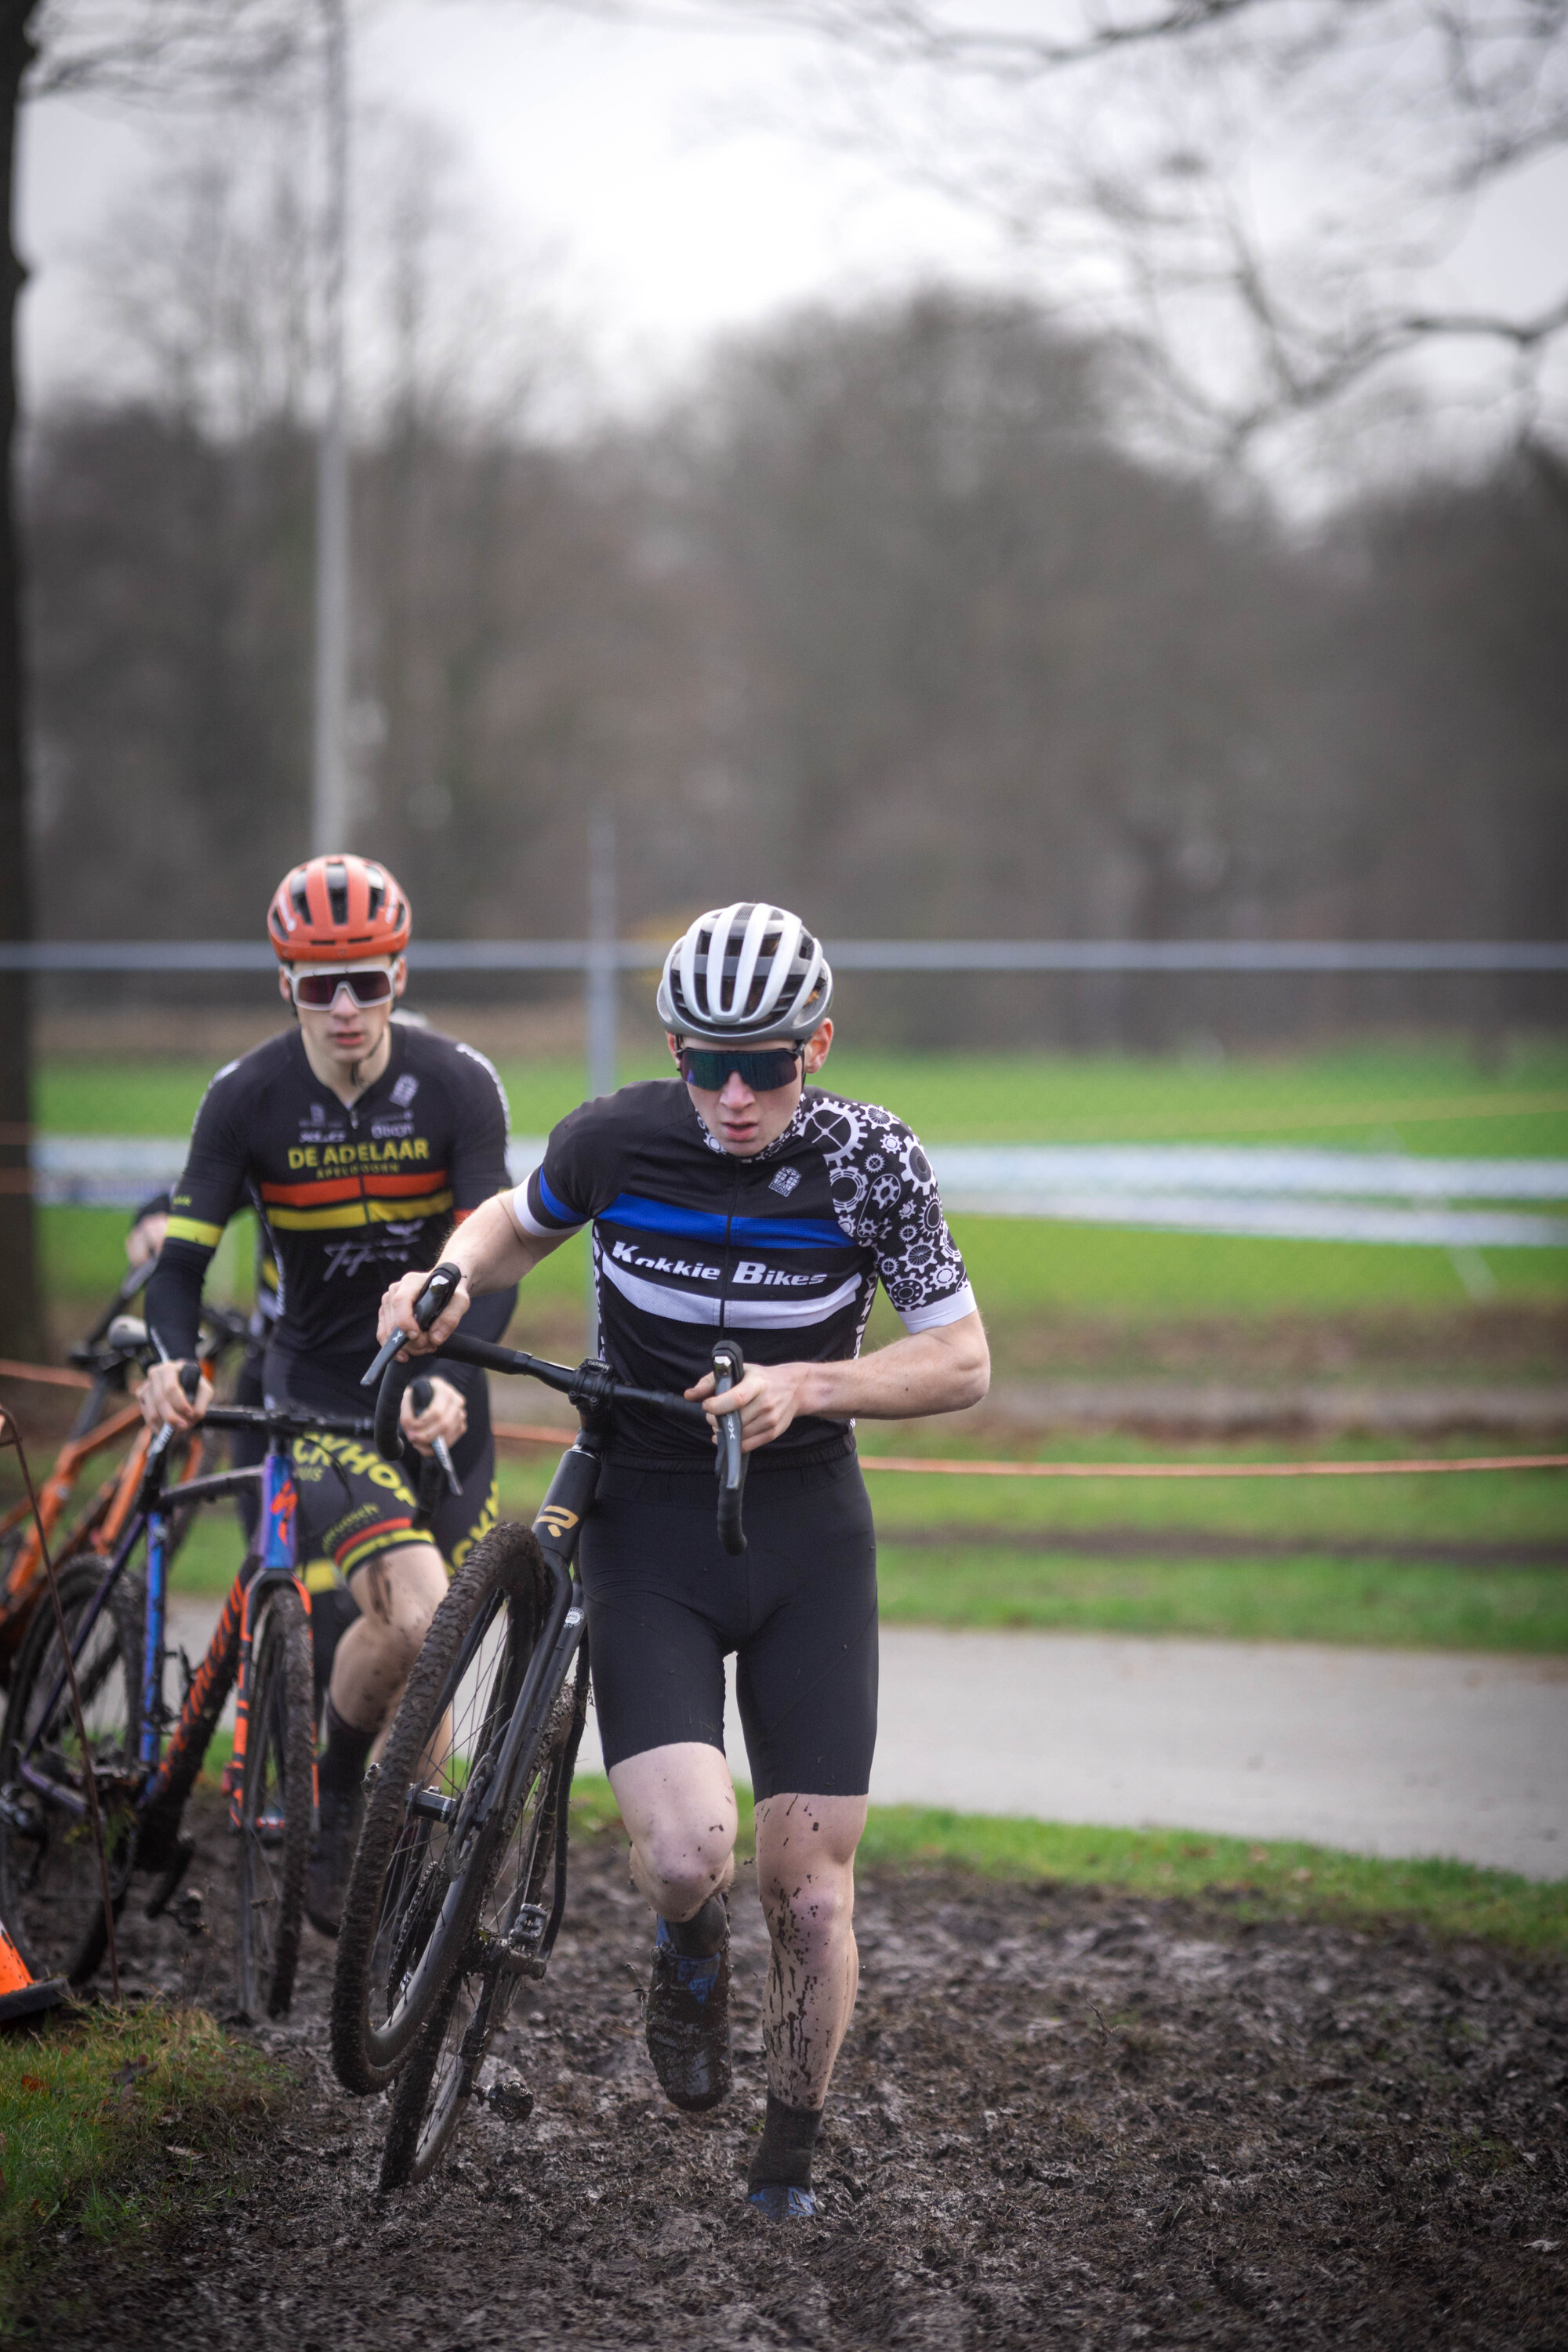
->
[0,1280,250,1684]
[0,1327,444,2018]
[330,1265,747,2189]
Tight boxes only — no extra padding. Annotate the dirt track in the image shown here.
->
[23,1793,1568,2350]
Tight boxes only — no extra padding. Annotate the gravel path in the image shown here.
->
[166,1603,1568,1878]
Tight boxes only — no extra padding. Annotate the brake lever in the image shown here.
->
[431,1434,462,1497]
[405,1376,463,1498]
[711,1341,747,1558]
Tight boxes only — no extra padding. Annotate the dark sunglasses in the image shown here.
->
[290,965,396,1011]
[678,1046,803,1092]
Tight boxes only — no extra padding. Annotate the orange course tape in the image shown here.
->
[0,1359,93,1390]
[489,1421,1566,1479]
[858,1453,1568,1479]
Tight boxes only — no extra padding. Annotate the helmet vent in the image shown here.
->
[289,870,312,925]
[325,859,350,925]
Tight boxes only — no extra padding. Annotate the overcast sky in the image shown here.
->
[18,0,1568,466]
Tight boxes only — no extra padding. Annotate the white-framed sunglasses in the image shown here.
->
[287,962,397,1011]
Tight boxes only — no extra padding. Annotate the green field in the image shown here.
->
[33,1036,1568,1322]
[36,1033,1568,1151]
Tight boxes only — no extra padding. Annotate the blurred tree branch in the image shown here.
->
[560,0,1568,463]
[31,0,314,100]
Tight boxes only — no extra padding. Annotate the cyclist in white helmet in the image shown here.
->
[378,901,989,2219]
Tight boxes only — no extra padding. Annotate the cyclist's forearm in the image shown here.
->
[445,1192,561,1294]
[143,1239,211,1364]
[797,1312,989,1422]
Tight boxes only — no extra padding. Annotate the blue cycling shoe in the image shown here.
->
[645,1899,731,2112]
[748,2183,818,2221]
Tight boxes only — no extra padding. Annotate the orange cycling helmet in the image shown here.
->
[267,855,411,964]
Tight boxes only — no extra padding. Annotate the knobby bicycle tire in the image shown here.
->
[376,1966,495,2190]
[0,1555,143,1984]
[331,1524,547,2096]
[377,1682,584,2190]
[235,1584,313,2021]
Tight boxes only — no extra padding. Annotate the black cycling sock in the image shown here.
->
[747,2094,822,2191]
[662,1891,728,1958]
[318,1694,374,1798]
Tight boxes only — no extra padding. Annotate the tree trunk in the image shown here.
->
[0,2,42,1360]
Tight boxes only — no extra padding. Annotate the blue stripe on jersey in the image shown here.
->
[537,1169,586,1229]
[599,1192,846,1251]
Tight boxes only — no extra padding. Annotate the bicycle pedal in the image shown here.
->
[144,1831,197,1920]
[480,2078,535,2125]
[171,1887,206,1936]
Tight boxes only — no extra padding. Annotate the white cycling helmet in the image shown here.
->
[656,902,833,1046]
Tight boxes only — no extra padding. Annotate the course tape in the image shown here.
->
[487,1418,1566,1479]
[1,1369,1557,1479]
[0,1357,92,1389]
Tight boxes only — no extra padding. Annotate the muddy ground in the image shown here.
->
[20,1792,1568,2350]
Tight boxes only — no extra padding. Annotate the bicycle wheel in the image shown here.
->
[0,1555,142,1984]
[376,1699,580,2188]
[331,1524,546,2095]
[234,1584,313,2021]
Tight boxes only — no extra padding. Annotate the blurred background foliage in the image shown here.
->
[20,129,1567,1011]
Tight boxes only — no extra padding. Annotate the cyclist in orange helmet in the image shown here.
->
[142,855,517,1933]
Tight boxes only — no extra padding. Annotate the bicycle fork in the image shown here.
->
[432,1442,597,1962]
[223,1453,314,1835]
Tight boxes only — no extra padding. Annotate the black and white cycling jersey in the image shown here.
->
[515,1080,975,1469]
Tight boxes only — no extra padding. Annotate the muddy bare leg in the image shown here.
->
[333,1544,449,1746]
[755,1792,867,2110]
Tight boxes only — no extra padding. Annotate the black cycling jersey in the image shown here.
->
[145,1023,517,1414]
[515,1078,975,1468]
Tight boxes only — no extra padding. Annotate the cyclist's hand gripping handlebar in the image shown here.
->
[369,1261,463,1460]
[712,1340,747,1558]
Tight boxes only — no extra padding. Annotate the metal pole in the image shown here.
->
[585,807,616,1351]
[312,0,350,854]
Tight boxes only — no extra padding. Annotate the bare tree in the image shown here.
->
[558,0,1568,469]
[0,1,314,1355]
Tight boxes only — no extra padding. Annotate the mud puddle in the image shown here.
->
[21,1793,1568,2349]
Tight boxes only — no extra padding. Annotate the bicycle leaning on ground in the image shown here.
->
[330,1265,748,2190]
[0,1324,450,2020]
[0,1279,251,1684]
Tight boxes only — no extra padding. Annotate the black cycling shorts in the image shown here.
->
[578,1450,877,1802]
[249,1350,499,1709]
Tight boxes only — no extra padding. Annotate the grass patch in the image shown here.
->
[859,1428,1568,1548]
[565,1774,1568,1958]
[0,2001,276,2319]
[875,1547,1568,1651]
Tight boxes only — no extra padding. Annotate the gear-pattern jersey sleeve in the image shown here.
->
[144,1060,253,1362]
[448,1041,512,1217]
[513,1094,631,1240]
[818,1099,976,1333]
